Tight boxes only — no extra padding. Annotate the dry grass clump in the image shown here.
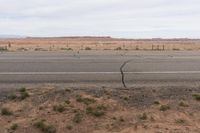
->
[19,87,30,100]
[10,123,18,131]
[73,112,83,123]
[154,101,160,105]
[85,47,92,50]
[7,87,30,100]
[34,48,47,51]
[160,105,170,111]
[66,125,73,130]
[33,119,56,133]
[175,119,187,124]
[86,105,107,117]
[1,107,13,116]
[115,47,122,50]
[20,91,29,100]
[179,101,189,107]
[192,94,200,101]
[138,113,148,120]
[76,95,96,105]
[53,104,65,113]
[0,47,8,52]
[7,94,17,100]
[60,48,73,51]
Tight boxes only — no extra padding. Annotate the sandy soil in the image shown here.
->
[1,37,200,51]
[0,85,200,133]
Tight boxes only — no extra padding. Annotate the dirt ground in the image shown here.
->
[0,85,200,133]
[1,37,200,51]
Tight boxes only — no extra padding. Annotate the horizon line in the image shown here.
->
[1,35,200,40]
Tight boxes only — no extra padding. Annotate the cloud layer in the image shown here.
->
[0,0,200,38]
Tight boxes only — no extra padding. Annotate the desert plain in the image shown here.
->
[0,37,200,133]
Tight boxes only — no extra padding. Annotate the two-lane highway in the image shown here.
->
[1,51,200,86]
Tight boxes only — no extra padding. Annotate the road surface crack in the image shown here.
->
[120,60,131,88]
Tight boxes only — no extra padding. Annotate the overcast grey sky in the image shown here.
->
[0,0,200,38]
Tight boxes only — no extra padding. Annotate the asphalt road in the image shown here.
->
[1,51,200,86]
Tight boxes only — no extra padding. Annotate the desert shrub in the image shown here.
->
[119,117,125,122]
[104,49,111,50]
[175,119,186,124]
[1,108,12,116]
[150,116,155,122]
[154,101,160,105]
[85,47,92,50]
[123,96,129,101]
[19,87,26,92]
[139,113,148,120]
[35,48,46,51]
[115,47,122,50]
[34,120,45,128]
[86,107,105,117]
[0,47,8,52]
[179,101,189,107]
[66,125,72,130]
[7,94,17,100]
[73,112,83,123]
[20,91,29,100]
[92,110,105,117]
[173,48,180,51]
[86,105,106,117]
[18,87,29,100]
[96,105,107,110]
[33,119,56,133]
[86,107,93,114]
[76,96,96,105]
[192,94,200,101]
[160,105,170,111]
[60,48,73,51]
[10,123,18,130]
[17,47,28,51]
[65,88,71,92]
[53,104,65,113]
[65,100,71,104]
[112,117,117,120]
